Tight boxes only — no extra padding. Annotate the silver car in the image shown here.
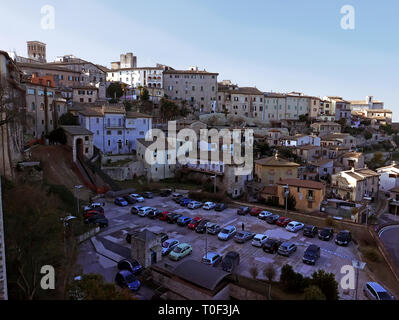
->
[278,242,297,256]
[201,252,223,267]
[363,282,395,300]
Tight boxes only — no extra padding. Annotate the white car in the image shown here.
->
[162,239,180,256]
[131,194,144,202]
[259,211,273,220]
[138,206,153,217]
[84,202,104,211]
[286,221,305,232]
[203,202,216,210]
[252,234,269,247]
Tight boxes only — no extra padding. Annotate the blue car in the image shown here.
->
[117,259,143,275]
[114,197,128,207]
[177,216,193,226]
[179,198,191,207]
[115,270,141,291]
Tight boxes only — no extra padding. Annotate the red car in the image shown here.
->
[276,217,292,227]
[188,217,202,230]
[83,208,105,218]
[158,211,169,221]
[250,207,263,216]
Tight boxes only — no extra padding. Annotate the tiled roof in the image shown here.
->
[126,111,153,119]
[61,125,93,136]
[255,156,300,167]
[277,178,325,190]
[342,152,363,159]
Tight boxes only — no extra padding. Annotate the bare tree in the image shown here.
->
[249,266,259,280]
[263,263,276,300]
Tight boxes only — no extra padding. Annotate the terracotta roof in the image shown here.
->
[126,111,153,119]
[219,86,263,95]
[277,179,325,190]
[261,186,278,196]
[313,158,333,167]
[78,107,104,117]
[61,125,93,136]
[17,62,82,73]
[255,156,300,167]
[342,152,363,159]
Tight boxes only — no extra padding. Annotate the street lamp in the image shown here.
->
[74,185,83,217]
[352,259,366,300]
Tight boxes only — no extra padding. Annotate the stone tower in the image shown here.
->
[27,41,46,63]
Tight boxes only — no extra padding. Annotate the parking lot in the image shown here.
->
[77,193,371,299]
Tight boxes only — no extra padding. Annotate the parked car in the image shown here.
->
[84,214,109,228]
[179,198,192,207]
[115,270,141,291]
[250,207,263,216]
[215,203,227,211]
[160,188,173,197]
[157,232,169,243]
[363,282,395,300]
[123,195,137,204]
[207,223,221,235]
[276,217,292,227]
[263,239,282,254]
[167,213,183,224]
[114,197,128,207]
[303,244,321,265]
[162,239,180,256]
[142,192,154,199]
[234,231,255,243]
[147,209,161,219]
[237,206,250,215]
[117,259,143,275]
[203,202,216,210]
[258,211,273,220]
[83,208,105,219]
[286,221,305,232]
[266,214,280,224]
[318,227,334,241]
[84,205,104,215]
[138,206,153,217]
[202,252,222,267]
[158,211,169,221]
[172,193,183,203]
[335,230,352,246]
[83,202,104,212]
[222,251,240,272]
[177,216,193,227]
[188,217,202,230]
[218,226,237,241]
[188,201,203,209]
[278,242,297,256]
[252,234,269,247]
[168,243,192,261]
[195,219,210,233]
[130,205,142,215]
[131,194,144,202]
[303,225,318,238]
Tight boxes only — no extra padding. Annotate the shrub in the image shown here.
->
[325,217,335,227]
[304,285,326,300]
[280,264,309,293]
[362,247,380,262]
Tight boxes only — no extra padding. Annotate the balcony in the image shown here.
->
[105,123,124,129]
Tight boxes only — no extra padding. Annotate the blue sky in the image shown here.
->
[1,0,398,119]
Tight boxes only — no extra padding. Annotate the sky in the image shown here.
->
[1,0,399,119]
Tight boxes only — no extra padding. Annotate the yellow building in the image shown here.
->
[254,153,300,186]
[277,179,326,213]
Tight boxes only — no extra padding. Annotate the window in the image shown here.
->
[28,88,35,95]
[85,136,89,141]
[31,102,35,111]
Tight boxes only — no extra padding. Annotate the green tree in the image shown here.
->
[310,269,339,300]
[369,152,386,169]
[140,87,149,101]
[304,285,326,300]
[160,98,180,121]
[47,127,67,145]
[67,274,134,300]
[3,184,65,299]
[106,82,123,102]
[280,264,308,293]
[364,131,372,140]
[58,112,78,126]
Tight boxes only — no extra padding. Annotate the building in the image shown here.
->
[312,158,334,179]
[325,96,351,124]
[25,76,68,139]
[277,179,326,213]
[62,125,94,162]
[254,153,300,186]
[281,134,321,147]
[388,186,399,216]
[217,81,264,118]
[110,52,137,70]
[318,99,335,121]
[0,50,25,179]
[27,41,46,63]
[340,152,365,170]
[331,168,380,202]
[78,105,153,154]
[320,133,356,149]
[376,162,399,193]
[364,109,392,124]
[350,96,384,111]
[107,66,165,89]
[310,122,341,136]
[163,67,218,113]
[295,145,321,162]
[130,229,162,268]
[72,86,99,103]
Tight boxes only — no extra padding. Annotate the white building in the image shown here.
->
[376,162,399,193]
[107,66,165,89]
[281,134,321,147]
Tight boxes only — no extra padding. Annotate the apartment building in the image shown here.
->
[25,77,68,139]
[310,122,341,136]
[217,81,263,118]
[325,96,351,124]
[163,67,218,113]
[78,106,152,154]
[72,86,99,103]
[107,66,165,89]
[320,133,356,149]
[263,92,312,122]
[331,168,380,202]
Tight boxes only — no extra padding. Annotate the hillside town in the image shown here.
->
[1,41,399,301]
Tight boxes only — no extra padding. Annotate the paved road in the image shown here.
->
[379,225,399,270]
